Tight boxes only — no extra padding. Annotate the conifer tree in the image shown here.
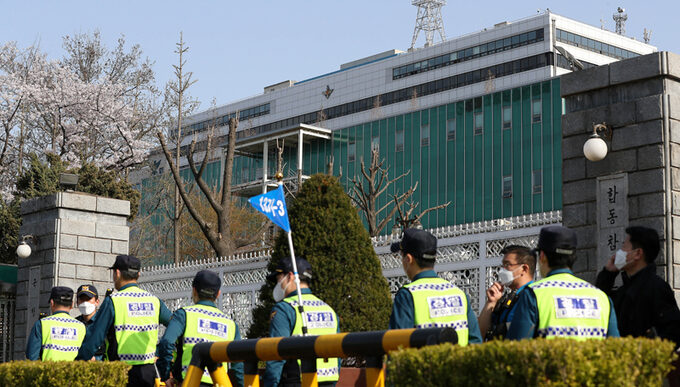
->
[248,174,392,337]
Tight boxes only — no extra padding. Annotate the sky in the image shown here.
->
[2,1,679,112]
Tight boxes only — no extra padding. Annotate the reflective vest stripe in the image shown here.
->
[181,304,236,384]
[404,277,470,346]
[284,293,340,383]
[111,287,161,365]
[40,315,86,361]
[530,273,610,341]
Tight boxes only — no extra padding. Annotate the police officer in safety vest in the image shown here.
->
[262,257,340,387]
[506,225,620,340]
[389,228,482,345]
[76,255,172,387]
[26,286,85,361]
[157,270,244,387]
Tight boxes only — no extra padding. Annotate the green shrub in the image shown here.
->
[248,174,392,337]
[386,338,677,387]
[0,360,130,387]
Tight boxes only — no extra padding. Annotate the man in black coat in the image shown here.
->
[596,226,680,347]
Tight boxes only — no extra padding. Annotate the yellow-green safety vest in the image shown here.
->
[180,304,236,384]
[284,293,340,383]
[40,314,86,361]
[111,286,161,364]
[530,272,611,340]
[403,277,470,346]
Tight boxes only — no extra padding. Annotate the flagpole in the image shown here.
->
[285,229,308,336]
[277,180,308,336]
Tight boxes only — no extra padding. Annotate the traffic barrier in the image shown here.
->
[181,327,457,387]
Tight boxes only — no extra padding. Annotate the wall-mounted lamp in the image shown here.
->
[16,234,38,259]
[583,123,612,162]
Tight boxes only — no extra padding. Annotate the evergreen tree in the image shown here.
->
[248,174,392,338]
[15,153,140,220]
[0,198,20,264]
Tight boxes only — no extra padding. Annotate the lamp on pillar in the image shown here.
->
[16,234,37,259]
[583,123,612,162]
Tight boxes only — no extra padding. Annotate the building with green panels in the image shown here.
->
[134,12,655,262]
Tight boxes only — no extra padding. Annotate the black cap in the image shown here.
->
[266,257,313,283]
[192,270,221,298]
[109,255,141,272]
[77,284,98,299]
[50,286,74,303]
[390,228,437,260]
[534,225,577,255]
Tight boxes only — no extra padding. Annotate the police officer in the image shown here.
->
[75,284,105,360]
[26,286,85,361]
[262,257,340,387]
[157,270,244,387]
[389,228,482,345]
[76,255,172,387]
[478,245,535,340]
[507,226,620,340]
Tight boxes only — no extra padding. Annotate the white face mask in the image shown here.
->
[78,302,96,316]
[272,277,287,302]
[614,249,628,270]
[497,267,518,286]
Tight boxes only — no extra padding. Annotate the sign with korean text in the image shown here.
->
[596,174,628,270]
[248,185,291,232]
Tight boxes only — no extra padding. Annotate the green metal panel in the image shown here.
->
[492,92,502,220]
[379,118,388,227]
[446,103,456,225]
[464,100,474,223]
[395,115,405,203]
[404,113,413,201]
[436,105,447,226]
[348,126,356,185]
[411,111,421,215]
[387,116,396,232]
[511,88,522,216]
[455,101,465,223]
[522,86,532,215]
[483,95,493,220]
[552,77,563,210]
[420,110,430,226]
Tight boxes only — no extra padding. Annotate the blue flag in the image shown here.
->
[248,185,291,232]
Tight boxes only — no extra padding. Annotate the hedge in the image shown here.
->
[0,360,130,387]
[386,338,677,387]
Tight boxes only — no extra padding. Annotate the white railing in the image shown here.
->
[139,211,561,334]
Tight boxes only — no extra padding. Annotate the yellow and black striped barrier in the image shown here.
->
[181,327,457,387]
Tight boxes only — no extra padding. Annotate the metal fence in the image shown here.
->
[139,211,561,334]
[0,294,15,362]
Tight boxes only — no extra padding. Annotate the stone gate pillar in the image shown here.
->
[560,51,680,303]
[14,192,130,360]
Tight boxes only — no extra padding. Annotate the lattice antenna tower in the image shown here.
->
[613,7,627,35]
[643,28,652,44]
[410,0,447,50]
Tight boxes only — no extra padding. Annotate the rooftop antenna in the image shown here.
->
[643,28,652,44]
[410,0,446,50]
[613,7,627,35]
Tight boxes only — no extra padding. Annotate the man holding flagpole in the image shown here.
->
[261,257,340,387]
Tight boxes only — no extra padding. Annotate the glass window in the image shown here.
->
[503,176,512,198]
[528,30,537,42]
[446,118,456,141]
[421,123,430,147]
[532,170,543,194]
[371,135,379,152]
[474,112,483,135]
[511,35,520,46]
[348,141,356,162]
[532,99,542,123]
[472,46,480,56]
[396,128,404,152]
[502,106,512,129]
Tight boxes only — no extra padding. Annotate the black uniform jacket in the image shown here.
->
[596,263,680,346]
